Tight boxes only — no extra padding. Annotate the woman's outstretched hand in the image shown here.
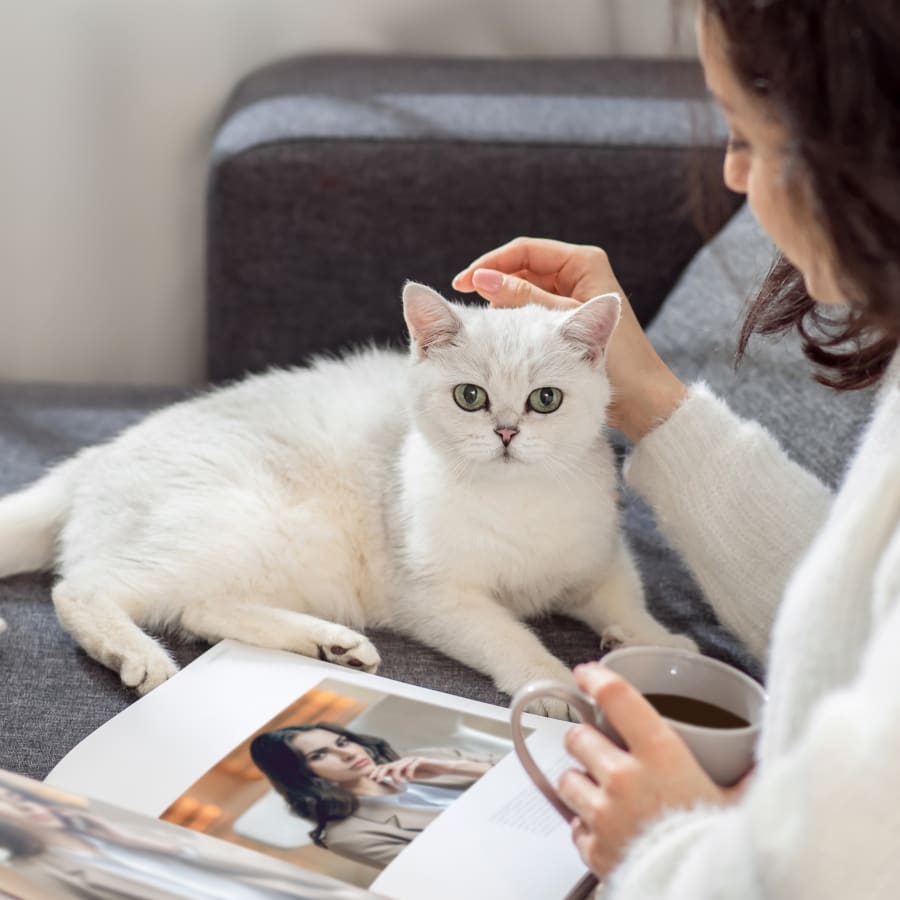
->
[452,237,687,443]
[369,755,492,783]
[557,662,749,879]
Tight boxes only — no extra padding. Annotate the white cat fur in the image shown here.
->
[0,284,694,715]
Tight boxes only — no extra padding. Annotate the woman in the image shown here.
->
[452,1,900,895]
[250,723,497,868]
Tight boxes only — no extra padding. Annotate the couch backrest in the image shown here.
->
[206,56,742,381]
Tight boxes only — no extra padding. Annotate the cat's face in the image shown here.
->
[402,283,619,477]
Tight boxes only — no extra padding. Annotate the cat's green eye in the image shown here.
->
[453,383,489,412]
[527,387,563,414]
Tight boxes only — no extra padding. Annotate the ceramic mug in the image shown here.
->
[509,646,766,821]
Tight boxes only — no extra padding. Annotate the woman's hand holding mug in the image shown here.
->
[452,237,688,443]
[509,647,765,878]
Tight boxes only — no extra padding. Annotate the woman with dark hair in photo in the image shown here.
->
[453,0,900,895]
[250,723,497,868]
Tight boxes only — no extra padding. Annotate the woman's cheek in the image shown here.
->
[723,151,749,194]
[746,163,789,251]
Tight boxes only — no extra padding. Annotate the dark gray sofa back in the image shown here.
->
[206,55,742,381]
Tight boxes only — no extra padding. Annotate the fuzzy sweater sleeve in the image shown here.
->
[623,384,832,661]
[604,591,900,899]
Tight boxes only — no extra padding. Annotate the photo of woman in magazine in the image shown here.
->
[251,723,500,868]
[160,676,517,891]
[0,771,377,900]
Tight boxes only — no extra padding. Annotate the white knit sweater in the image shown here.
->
[607,367,900,899]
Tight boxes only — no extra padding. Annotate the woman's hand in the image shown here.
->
[369,755,492,783]
[452,237,687,443]
[557,663,747,879]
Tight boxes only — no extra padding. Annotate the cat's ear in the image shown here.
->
[559,293,622,365]
[402,282,463,358]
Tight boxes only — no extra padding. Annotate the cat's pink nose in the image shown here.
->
[495,426,519,447]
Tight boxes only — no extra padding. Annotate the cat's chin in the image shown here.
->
[466,450,526,471]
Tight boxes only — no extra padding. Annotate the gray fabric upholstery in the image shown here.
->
[207,55,741,382]
[214,56,718,150]
[644,203,875,488]
[0,387,183,779]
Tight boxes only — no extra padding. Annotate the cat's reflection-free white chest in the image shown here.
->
[401,461,618,607]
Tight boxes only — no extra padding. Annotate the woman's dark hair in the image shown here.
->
[700,0,900,389]
[249,723,398,847]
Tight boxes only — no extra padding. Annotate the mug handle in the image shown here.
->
[509,679,599,823]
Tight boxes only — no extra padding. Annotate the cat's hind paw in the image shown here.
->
[599,625,628,652]
[120,652,179,695]
[318,630,381,673]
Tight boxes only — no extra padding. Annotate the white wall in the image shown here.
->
[0,0,695,386]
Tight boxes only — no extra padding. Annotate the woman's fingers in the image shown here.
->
[572,663,670,758]
[397,757,422,780]
[469,268,579,311]
[453,237,619,305]
[371,761,402,781]
[452,237,581,291]
[370,756,434,782]
[473,268,561,296]
[557,767,604,823]
[560,725,631,797]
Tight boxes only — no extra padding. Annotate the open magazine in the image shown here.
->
[7,640,597,899]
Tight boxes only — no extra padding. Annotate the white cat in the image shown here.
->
[0,284,694,717]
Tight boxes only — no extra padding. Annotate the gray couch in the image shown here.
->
[0,56,873,782]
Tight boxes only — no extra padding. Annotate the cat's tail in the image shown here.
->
[0,458,80,581]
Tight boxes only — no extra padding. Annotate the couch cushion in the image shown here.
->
[644,202,874,487]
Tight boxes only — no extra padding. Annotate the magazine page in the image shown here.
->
[0,768,382,899]
[371,729,597,900]
[46,640,592,899]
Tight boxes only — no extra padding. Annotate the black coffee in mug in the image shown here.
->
[644,692,750,729]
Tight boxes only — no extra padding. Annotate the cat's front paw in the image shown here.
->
[317,628,381,673]
[120,652,179,695]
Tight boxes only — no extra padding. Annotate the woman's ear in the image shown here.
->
[559,293,622,365]
[402,282,463,358]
